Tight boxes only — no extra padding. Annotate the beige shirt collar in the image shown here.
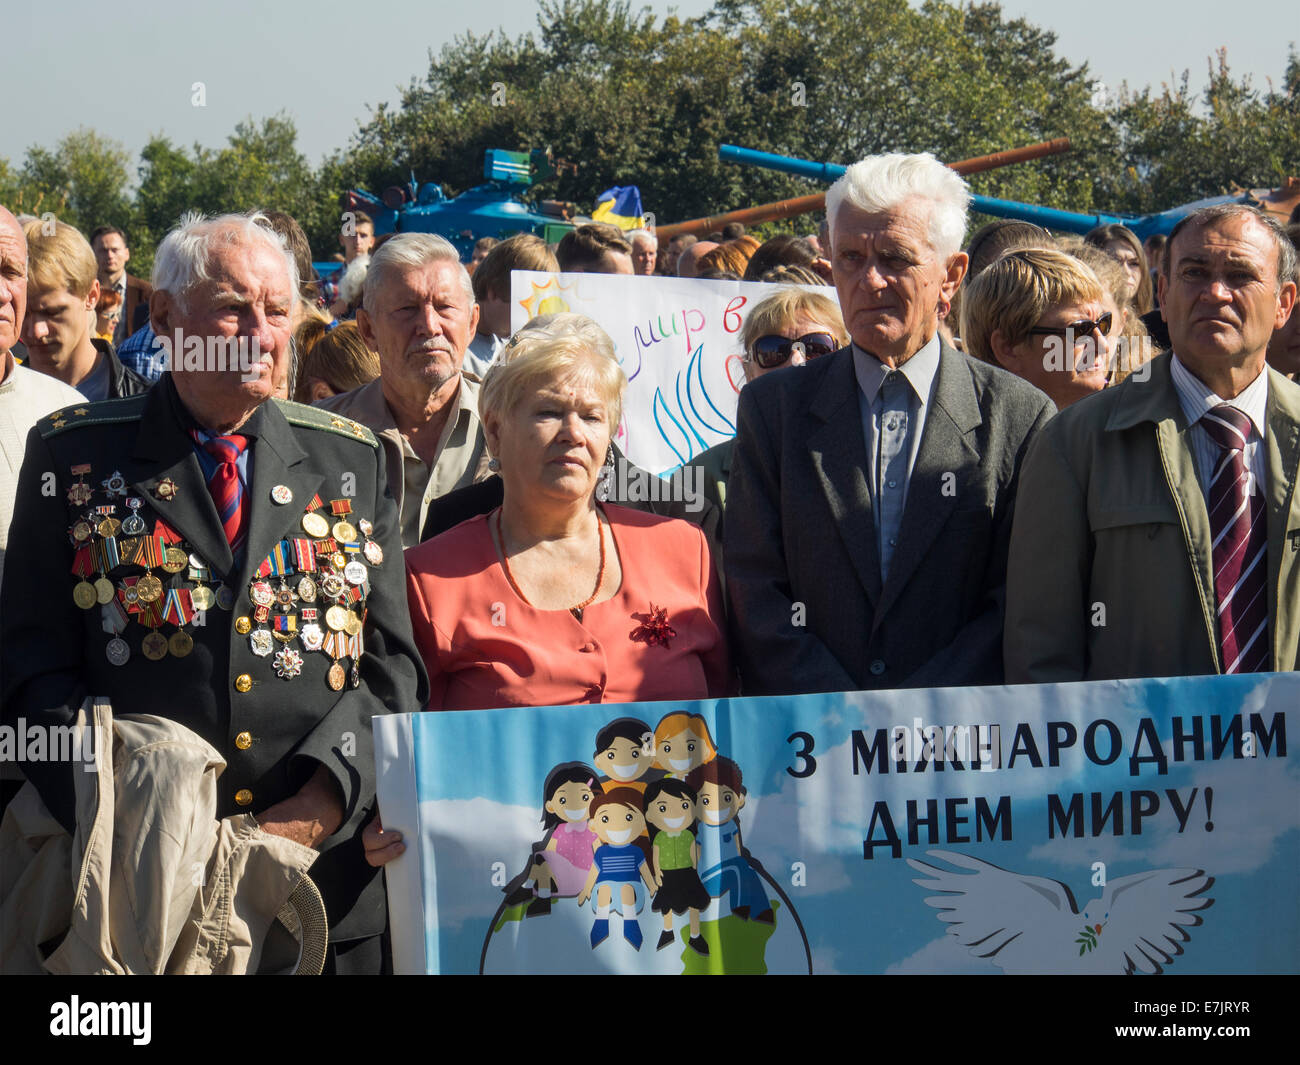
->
[392,373,485,546]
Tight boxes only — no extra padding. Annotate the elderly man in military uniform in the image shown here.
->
[1,211,427,973]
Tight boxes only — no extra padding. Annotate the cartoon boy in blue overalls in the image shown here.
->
[685,757,772,922]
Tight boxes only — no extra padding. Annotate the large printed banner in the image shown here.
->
[374,674,1299,974]
[509,271,826,475]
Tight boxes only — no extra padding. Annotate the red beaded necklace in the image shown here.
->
[495,507,607,621]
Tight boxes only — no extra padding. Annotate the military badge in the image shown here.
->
[101,471,129,497]
[301,623,324,652]
[121,497,148,536]
[273,647,304,679]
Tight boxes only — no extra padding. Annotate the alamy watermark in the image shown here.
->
[49,996,151,1045]
[1041,332,1158,382]
[148,330,271,382]
[0,718,97,771]
[603,463,704,513]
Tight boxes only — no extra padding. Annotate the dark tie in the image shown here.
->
[198,434,250,557]
[1201,405,1270,673]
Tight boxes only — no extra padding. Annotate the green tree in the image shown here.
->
[0,158,23,211]
[16,128,132,235]
[342,0,1118,233]
[1106,48,1300,216]
[134,116,330,271]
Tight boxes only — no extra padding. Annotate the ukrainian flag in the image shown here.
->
[591,186,644,230]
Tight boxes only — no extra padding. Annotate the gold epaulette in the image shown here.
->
[275,398,379,447]
[37,394,149,438]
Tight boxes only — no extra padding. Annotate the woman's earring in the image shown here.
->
[487,456,501,473]
[595,446,615,502]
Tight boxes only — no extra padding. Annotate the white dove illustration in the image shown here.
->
[906,850,1214,974]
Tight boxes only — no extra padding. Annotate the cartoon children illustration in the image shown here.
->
[644,778,711,955]
[506,763,599,917]
[592,717,663,795]
[577,788,658,950]
[652,711,717,779]
[685,757,773,923]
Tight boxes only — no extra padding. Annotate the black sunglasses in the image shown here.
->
[1027,312,1113,341]
[749,332,838,368]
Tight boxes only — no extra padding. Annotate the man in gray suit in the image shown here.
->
[724,152,1055,694]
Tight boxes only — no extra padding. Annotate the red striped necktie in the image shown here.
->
[197,433,250,557]
[1201,405,1270,673]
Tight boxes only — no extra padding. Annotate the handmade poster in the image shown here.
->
[509,270,830,475]
[374,673,1298,974]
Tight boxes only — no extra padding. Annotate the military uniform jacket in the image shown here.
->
[0,374,428,942]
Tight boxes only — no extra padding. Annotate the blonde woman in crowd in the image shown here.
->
[961,247,1111,410]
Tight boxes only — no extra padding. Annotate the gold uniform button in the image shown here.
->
[234,673,253,693]
[234,788,253,806]
[235,616,252,635]
[235,731,252,750]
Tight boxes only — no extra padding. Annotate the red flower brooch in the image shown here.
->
[630,604,676,649]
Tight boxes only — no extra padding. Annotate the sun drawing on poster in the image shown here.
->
[517,275,572,319]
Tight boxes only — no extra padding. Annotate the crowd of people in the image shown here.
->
[0,149,1298,973]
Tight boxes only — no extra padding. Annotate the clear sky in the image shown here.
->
[4,0,1295,168]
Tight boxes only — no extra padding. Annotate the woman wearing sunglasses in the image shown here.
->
[960,248,1111,411]
[689,287,848,517]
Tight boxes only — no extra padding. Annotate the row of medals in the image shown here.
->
[244,508,384,691]
[69,481,383,686]
[69,491,218,664]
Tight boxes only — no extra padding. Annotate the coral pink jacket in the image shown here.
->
[405,504,732,710]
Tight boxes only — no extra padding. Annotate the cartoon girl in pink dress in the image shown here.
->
[506,762,600,917]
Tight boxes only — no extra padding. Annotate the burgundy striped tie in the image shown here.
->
[1201,405,1270,673]
[198,433,249,557]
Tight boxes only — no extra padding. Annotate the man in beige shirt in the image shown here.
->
[318,233,491,547]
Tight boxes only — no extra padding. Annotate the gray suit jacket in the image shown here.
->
[724,340,1055,694]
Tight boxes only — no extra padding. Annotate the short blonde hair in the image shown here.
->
[480,312,627,434]
[960,248,1104,366]
[740,287,848,354]
[24,219,98,297]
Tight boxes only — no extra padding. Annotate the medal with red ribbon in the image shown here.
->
[154,519,183,544]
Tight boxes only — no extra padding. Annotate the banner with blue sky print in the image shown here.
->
[374,674,1297,974]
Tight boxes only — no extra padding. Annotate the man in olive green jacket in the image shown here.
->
[1005,205,1300,681]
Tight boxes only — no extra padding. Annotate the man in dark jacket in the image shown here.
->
[724,152,1054,695]
[2,210,426,973]
[90,226,151,345]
